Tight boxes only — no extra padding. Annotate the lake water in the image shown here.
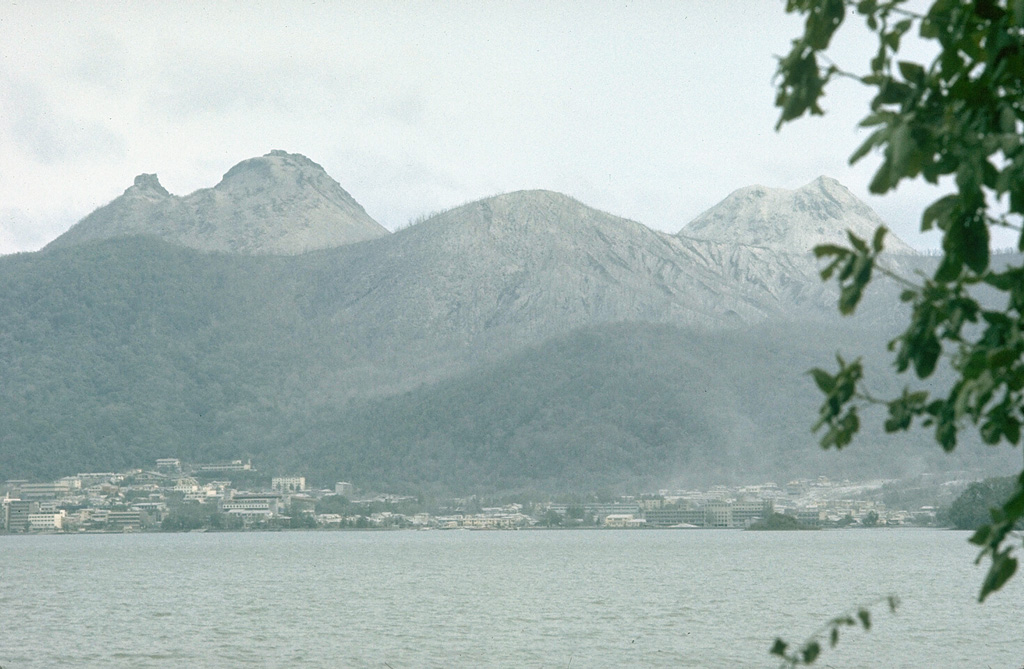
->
[0,529,1021,668]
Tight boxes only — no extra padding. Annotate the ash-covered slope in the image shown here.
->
[304,189,853,356]
[47,151,388,255]
[681,176,918,255]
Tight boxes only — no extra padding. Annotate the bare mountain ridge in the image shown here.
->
[37,157,918,377]
[681,176,918,255]
[36,154,917,363]
[304,189,862,358]
[46,151,389,255]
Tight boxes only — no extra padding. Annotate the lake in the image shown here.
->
[0,529,1021,668]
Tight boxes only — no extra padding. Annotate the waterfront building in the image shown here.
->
[546,502,642,523]
[3,499,38,531]
[27,511,65,531]
[221,494,280,516]
[603,514,646,528]
[107,510,142,530]
[642,504,706,527]
[795,507,826,527]
[732,500,774,527]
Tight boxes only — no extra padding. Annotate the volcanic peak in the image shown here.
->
[47,151,388,255]
[680,176,917,255]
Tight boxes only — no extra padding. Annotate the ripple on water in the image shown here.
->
[0,530,1021,668]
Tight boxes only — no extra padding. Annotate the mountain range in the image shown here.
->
[45,151,388,255]
[1,151,1012,493]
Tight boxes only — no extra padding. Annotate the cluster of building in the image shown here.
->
[1,459,313,532]
[1,459,930,534]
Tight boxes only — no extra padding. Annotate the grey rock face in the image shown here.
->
[305,188,884,365]
[48,150,389,255]
[681,176,918,255]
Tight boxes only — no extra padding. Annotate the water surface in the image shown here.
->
[1,529,1020,667]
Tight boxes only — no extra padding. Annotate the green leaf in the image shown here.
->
[921,195,958,232]
[846,230,869,254]
[813,243,851,258]
[871,225,887,252]
[1002,487,1024,519]
[912,334,941,378]
[850,126,889,164]
[809,368,836,393]
[897,60,925,82]
[961,220,991,274]
[970,523,992,546]
[802,641,821,663]
[890,122,917,176]
[979,551,1017,602]
[935,252,963,282]
[868,158,895,193]
[770,638,788,657]
[987,347,1019,368]
[838,284,864,314]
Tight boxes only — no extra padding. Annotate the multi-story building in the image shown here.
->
[16,481,73,500]
[3,499,38,531]
[703,501,733,528]
[198,460,252,473]
[107,510,142,530]
[732,500,774,527]
[156,458,181,473]
[173,477,199,494]
[642,498,772,528]
[272,477,306,493]
[27,511,65,531]
[604,514,646,528]
[642,504,706,527]
[221,494,280,524]
[795,507,826,527]
[76,473,118,486]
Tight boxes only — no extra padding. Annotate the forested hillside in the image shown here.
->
[3,162,1016,493]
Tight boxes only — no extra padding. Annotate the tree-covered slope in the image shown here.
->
[2,181,1007,492]
[294,322,1015,494]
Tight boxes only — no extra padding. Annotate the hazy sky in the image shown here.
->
[0,1,984,255]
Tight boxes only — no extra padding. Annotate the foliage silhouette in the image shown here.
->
[774,0,1024,663]
[778,0,1024,602]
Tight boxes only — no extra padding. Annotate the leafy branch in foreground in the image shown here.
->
[778,0,1024,607]
[770,596,900,667]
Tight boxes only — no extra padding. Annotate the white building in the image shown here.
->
[272,477,306,493]
[603,514,646,528]
[27,511,65,531]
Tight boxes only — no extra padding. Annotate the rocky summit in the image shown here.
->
[680,176,918,255]
[46,150,389,255]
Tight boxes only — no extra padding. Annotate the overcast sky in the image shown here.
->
[0,0,990,255]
